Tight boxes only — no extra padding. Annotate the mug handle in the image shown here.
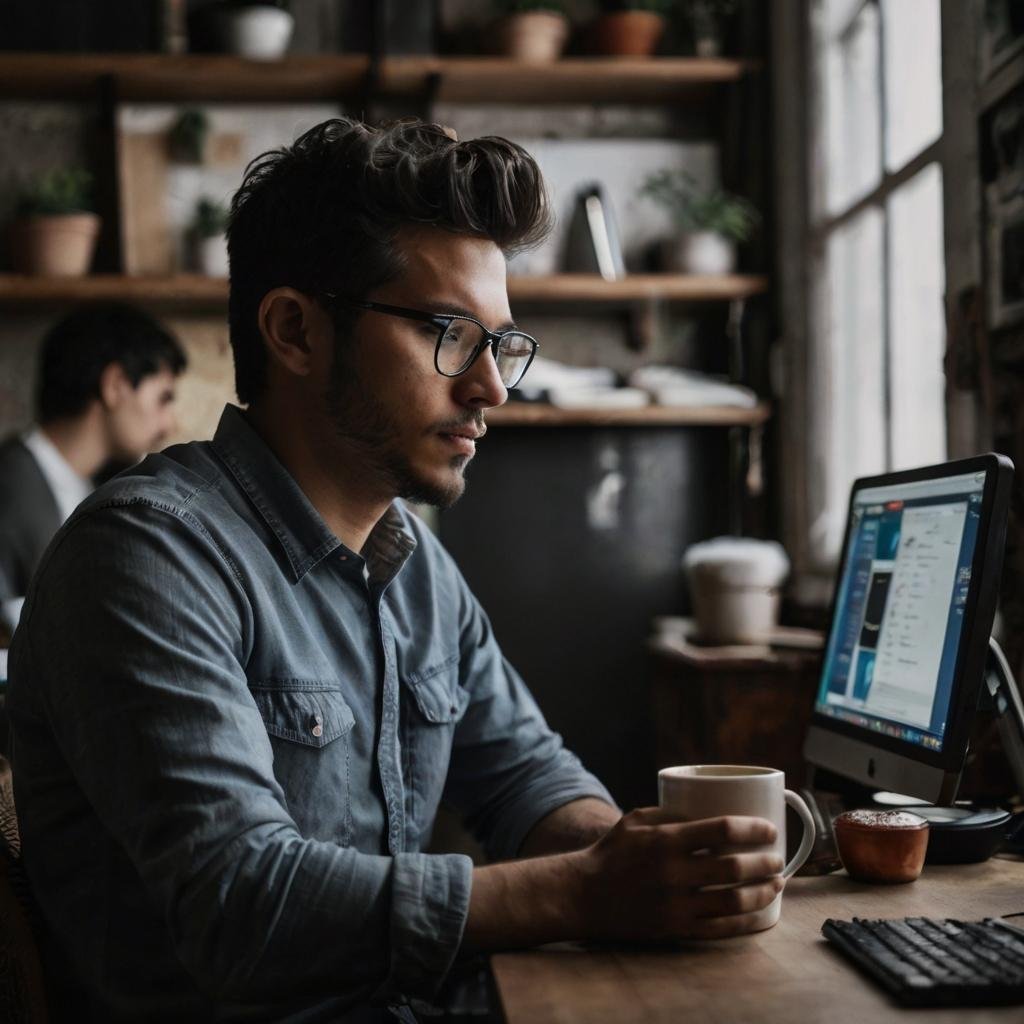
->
[782,789,817,878]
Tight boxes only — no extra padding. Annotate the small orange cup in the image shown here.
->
[833,809,930,884]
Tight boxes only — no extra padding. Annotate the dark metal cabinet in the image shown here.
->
[440,424,729,810]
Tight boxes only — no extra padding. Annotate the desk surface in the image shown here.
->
[492,857,1024,1023]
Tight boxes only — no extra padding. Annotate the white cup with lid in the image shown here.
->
[683,537,790,645]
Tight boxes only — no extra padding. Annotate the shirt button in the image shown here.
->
[311,713,324,738]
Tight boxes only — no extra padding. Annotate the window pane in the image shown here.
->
[882,0,942,170]
[820,0,882,214]
[817,208,887,557]
[888,163,947,469]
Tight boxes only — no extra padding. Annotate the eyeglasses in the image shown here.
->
[323,294,539,389]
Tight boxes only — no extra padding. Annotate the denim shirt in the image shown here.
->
[8,405,611,1023]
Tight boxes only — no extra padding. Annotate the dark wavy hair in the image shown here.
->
[226,116,553,406]
[36,303,186,423]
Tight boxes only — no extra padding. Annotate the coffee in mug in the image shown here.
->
[658,764,816,932]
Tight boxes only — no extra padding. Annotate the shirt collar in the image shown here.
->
[210,404,416,584]
[22,426,93,523]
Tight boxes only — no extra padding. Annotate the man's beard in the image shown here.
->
[324,341,480,510]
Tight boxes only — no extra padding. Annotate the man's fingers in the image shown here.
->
[684,851,785,888]
[689,877,784,920]
[652,814,778,852]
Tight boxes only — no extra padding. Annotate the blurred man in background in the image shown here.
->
[0,303,186,633]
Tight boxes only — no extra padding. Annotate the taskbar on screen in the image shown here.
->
[816,702,944,751]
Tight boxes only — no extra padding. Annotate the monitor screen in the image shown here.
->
[814,470,984,753]
[804,454,1012,804]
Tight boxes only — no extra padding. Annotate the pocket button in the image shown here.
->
[311,713,324,738]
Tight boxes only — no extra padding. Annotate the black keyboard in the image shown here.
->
[822,916,1024,1007]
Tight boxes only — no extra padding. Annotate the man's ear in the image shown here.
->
[98,362,132,410]
[258,288,325,380]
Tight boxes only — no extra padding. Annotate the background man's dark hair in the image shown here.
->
[36,303,187,423]
[227,116,553,406]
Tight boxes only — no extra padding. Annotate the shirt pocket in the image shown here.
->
[251,681,356,845]
[400,653,470,846]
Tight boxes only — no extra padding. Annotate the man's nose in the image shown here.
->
[456,345,508,410]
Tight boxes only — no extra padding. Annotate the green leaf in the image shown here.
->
[17,167,94,216]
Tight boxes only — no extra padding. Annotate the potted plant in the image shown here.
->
[168,108,211,164]
[494,0,571,62]
[639,169,759,274]
[214,0,293,60]
[591,0,673,57]
[683,0,735,57]
[9,167,100,277]
[191,196,230,277]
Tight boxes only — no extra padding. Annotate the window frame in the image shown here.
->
[773,0,949,604]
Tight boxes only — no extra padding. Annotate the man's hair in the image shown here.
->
[227,116,553,405]
[36,303,187,423]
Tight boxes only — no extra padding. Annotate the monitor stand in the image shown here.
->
[870,638,1024,862]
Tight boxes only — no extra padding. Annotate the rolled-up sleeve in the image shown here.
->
[10,501,471,1008]
[443,570,614,862]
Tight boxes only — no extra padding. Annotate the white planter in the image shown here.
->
[695,34,721,58]
[197,235,229,278]
[218,6,294,60]
[669,231,736,274]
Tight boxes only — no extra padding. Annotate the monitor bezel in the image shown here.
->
[806,452,1013,781]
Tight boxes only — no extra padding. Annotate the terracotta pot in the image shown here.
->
[497,11,570,62]
[592,11,665,57]
[9,213,101,277]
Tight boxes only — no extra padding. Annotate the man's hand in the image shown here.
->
[570,808,785,941]
[463,808,784,952]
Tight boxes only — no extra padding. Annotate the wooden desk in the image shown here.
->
[492,857,1024,1023]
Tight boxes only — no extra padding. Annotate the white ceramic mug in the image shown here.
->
[658,764,816,932]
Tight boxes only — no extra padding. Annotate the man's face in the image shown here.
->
[105,365,179,462]
[323,226,511,508]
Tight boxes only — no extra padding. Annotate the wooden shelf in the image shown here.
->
[0,53,760,104]
[486,401,770,427]
[0,274,228,308]
[0,53,369,102]
[0,273,767,309]
[509,273,768,303]
[379,56,761,104]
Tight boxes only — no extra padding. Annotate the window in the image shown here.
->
[805,0,947,566]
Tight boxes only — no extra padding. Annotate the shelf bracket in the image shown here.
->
[626,298,659,353]
[96,72,124,274]
[726,297,747,382]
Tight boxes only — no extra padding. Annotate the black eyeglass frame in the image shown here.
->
[322,293,539,388]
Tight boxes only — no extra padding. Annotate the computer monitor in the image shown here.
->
[803,453,1014,805]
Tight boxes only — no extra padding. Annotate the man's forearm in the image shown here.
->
[516,797,621,858]
[461,848,587,954]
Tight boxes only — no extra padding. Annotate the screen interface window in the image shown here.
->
[815,471,987,752]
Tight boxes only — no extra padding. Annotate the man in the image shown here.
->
[0,303,185,631]
[8,119,784,1023]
